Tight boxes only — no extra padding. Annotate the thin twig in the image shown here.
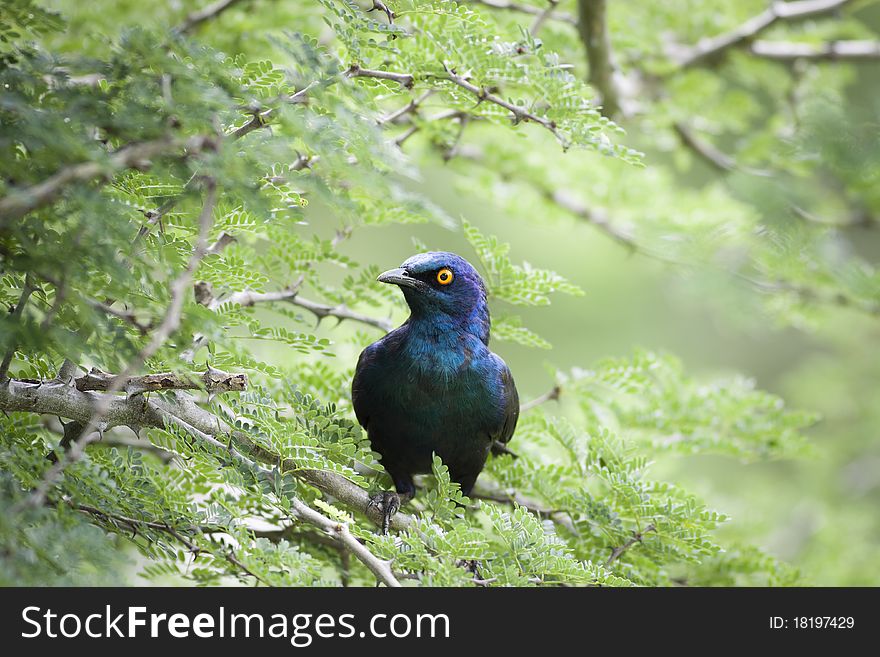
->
[84,298,153,335]
[606,524,656,566]
[465,0,577,25]
[530,0,560,36]
[173,0,251,35]
[440,68,566,146]
[367,0,395,23]
[0,275,36,381]
[520,385,561,412]
[210,288,394,332]
[377,90,435,125]
[672,122,772,177]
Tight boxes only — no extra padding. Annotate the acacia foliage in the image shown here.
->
[3,0,863,586]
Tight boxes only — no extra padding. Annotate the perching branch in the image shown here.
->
[2,372,412,582]
[577,0,622,117]
[669,0,855,69]
[289,497,401,587]
[0,136,217,228]
[0,373,415,532]
[749,39,880,61]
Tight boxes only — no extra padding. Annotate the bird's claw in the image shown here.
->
[368,491,401,535]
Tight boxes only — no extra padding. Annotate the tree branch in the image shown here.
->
[212,288,394,332]
[606,523,656,566]
[84,298,153,335]
[465,0,577,25]
[546,188,640,252]
[347,64,414,89]
[669,0,854,69]
[288,497,401,587]
[173,0,252,35]
[577,0,621,117]
[0,375,415,532]
[530,0,560,36]
[16,180,218,511]
[74,367,248,394]
[0,275,36,381]
[749,276,880,317]
[749,39,880,61]
[377,90,435,126]
[672,122,772,177]
[0,135,217,227]
[520,384,561,412]
[440,69,566,146]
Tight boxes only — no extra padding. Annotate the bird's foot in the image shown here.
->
[367,491,401,535]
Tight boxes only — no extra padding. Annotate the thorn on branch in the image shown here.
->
[346,63,415,89]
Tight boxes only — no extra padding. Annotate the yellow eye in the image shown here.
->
[436,268,454,285]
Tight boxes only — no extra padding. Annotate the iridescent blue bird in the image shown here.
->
[352,252,519,531]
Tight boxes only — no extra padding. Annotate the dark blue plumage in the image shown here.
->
[352,252,518,524]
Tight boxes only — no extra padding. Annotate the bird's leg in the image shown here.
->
[368,476,414,535]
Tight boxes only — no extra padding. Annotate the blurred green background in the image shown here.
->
[35,0,880,585]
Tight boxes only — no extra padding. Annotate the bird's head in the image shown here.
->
[377,252,489,331]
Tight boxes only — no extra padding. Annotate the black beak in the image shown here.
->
[377,267,424,291]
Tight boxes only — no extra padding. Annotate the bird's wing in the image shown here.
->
[351,344,376,431]
[492,357,519,446]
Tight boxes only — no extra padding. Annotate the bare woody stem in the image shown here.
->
[669,0,855,69]
[74,367,248,394]
[0,275,36,381]
[0,136,217,228]
[289,497,401,587]
[577,0,621,117]
[465,0,577,25]
[218,288,394,333]
[346,64,414,89]
[520,385,561,412]
[173,0,252,35]
[0,376,415,532]
[749,39,880,61]
[440,70,565,145]
[606,524,656,566]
